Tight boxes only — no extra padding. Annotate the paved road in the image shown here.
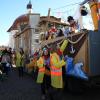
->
[0,68,41,100]
[0,68,100,100]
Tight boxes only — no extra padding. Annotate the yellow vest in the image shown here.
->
[37,57,45,83]
[50,53,65,88]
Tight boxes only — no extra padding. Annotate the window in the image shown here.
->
[35,28,39,32]
[35,39,39,43]
[20,24,28,31]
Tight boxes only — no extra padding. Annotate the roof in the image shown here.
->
[40,16,68,26]
[40,16,61,21]
[40,19,68,26]
[7,15,68,32]
[7,14,29,32]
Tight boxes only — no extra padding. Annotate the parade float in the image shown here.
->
[38,6,100,91]
[26,5,100,91]
[39,24,100,91]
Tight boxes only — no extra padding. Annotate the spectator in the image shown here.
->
[1,49,11,75]
[16,48,25,77]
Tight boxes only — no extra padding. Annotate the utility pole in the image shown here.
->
[45,8,51,32]
[79,6,83,29]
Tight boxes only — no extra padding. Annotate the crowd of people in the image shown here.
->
[27,41,68,100]
[0,43,67,100]
[27,37,88,100]
[0,43,87,100]
[26,15,88,100]
[0,48,13,76]
[0,47,25,78]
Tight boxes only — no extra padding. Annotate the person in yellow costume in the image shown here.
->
[37,47,51,100]
[37,54,45,83]
[50,49,65,89]
[80,0,99,31]
[50,41,68,89]
[26,52,39,81]
[49,40,68,100]
[26,53,38,74]
[16,48,24,77]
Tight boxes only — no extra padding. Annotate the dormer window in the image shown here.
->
[20,23,28,31]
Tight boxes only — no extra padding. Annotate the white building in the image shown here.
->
[7,1,40,55]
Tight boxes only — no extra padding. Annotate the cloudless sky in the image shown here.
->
[0,0,86,46]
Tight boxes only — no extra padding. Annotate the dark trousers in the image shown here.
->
[2,63,9,75]
[48,87,63,100]
[41,75,51,95]
[18,67,23,77]
[41,75,63,100]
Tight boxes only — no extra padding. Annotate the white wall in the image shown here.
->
[29,14,40,28]
[29,14,40,54]
[9,30,18,49]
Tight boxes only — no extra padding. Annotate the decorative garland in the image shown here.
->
[67,33,86,44]
[40,30,87,49]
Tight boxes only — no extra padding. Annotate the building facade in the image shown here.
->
[7,2,40,55]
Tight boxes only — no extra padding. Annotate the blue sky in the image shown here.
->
[0,0,87,46]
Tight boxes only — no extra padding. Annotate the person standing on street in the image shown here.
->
[1,49,11,76]
[49,42,68,100]
[37,47,51,100]
[16,48,24,77]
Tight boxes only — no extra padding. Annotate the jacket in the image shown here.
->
[50,52,65,88]
[16,52,24,67]
[37,57,45,83]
